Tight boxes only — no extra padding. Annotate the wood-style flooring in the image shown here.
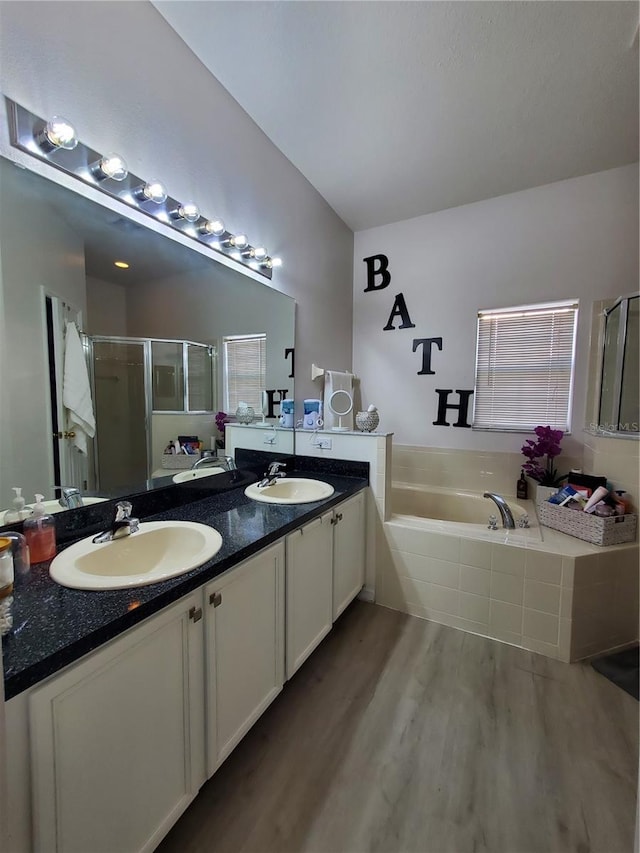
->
[157,601,638,853]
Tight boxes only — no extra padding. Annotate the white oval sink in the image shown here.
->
[244,478,335,505]
[172,467,225,483]
[49,521,223,590]
[18,497,108,516]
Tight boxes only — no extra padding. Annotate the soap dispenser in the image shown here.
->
[23,495,57,563]
[3,487,30,525]
[517,469,529,500]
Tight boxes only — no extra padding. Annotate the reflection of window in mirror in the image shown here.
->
[224,334,266,412]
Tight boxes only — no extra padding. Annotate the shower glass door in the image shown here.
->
[91,338,150,491]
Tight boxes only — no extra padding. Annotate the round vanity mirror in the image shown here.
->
[328,389,353,431]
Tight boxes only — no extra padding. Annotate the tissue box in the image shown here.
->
[538,502,637,546]
[161,452,202,470]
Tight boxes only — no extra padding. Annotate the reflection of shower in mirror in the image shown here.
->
[328,389,353,431]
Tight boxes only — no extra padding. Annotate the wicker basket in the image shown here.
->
[538,502,637,546]
[161,452,202,470]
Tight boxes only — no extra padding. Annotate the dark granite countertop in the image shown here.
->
[2,454,368,700]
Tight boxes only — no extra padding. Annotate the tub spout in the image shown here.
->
[483,493,516,529]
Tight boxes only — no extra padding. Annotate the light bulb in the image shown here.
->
[265,256,282,269]
[172,202,200,222]
[41,116,78,150]
[252,247,267,261]
[94,153,128,181]
[200,217,225,237]
[136,179,167,204]
[231,233,248,249]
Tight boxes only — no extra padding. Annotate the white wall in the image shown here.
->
[0,0,354,407]
[126,265,295,403]
[353,164,639,457]
[86,277,127,338]
[0,162,88,502]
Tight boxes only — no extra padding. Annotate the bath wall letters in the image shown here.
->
[362,255,474,427]
[412,337,443,375]
[432,389,474,428]
[362,254,391,292]
[383,293,415,330]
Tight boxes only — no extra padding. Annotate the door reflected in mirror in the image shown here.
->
[0,157,295,512]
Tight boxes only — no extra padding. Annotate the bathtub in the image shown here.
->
[381,478,638,665]
[391,483,539,543]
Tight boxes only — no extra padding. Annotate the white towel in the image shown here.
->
[323,370,354,430]
[62,321,96,455]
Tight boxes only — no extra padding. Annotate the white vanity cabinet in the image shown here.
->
[285,492,366,678]
[204,541,285,777]
[8,488,365,852]
[332,491,366,621]
[28,590,206,853]
[285,511,334,678]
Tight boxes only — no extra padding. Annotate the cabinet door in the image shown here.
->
[205,541,285,777]
[333,491,366,621]
[29,592,205,853]
[286,511,334,679]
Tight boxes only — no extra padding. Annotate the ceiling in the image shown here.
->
[153,1,639,232]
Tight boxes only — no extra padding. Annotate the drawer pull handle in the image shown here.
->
[210,591,223,608]
[189,606,203,622]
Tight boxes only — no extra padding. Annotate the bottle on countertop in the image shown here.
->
[23,494,57,563]
[0,536,15,635]
[517,469,528,500]
[3,487,31,525]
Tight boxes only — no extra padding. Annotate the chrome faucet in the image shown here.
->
[92,501,140,544]
[54,486,84,509]
[191,454,236,472]
[257,461,287,489]
[483,493,516,529]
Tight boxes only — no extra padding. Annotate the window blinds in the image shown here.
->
[473,301,578,432]
[223,334,266,412]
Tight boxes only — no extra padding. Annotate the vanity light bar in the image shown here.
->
[5,98,279,280]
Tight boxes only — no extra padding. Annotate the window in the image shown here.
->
[223,334,266,412]
[473,300,578,432]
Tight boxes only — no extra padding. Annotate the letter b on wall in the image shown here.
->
[363,254,391,292]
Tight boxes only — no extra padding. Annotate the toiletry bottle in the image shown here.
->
[4,487,30,524]
[517,469,528,500]
[23,495,57,563]
[0,536,15,635]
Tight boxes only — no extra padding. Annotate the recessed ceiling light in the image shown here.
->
[114,260,129,269]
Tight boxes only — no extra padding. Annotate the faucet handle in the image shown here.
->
[115,501,133,521]
[267,461,286,475]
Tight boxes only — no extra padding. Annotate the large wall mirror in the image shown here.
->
[598,294,640,436]
[598,293,639,436]
[0,157,295,511]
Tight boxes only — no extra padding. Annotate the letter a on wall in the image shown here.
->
[383,293,416,330]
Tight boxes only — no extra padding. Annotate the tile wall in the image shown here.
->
[379,520,638,662]
[392,445,583,497]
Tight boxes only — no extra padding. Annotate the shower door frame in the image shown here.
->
[87,336,153,492]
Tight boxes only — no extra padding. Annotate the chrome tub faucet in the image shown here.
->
[483,493,516,529]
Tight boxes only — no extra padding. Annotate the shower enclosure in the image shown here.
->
[88,337,216,492]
